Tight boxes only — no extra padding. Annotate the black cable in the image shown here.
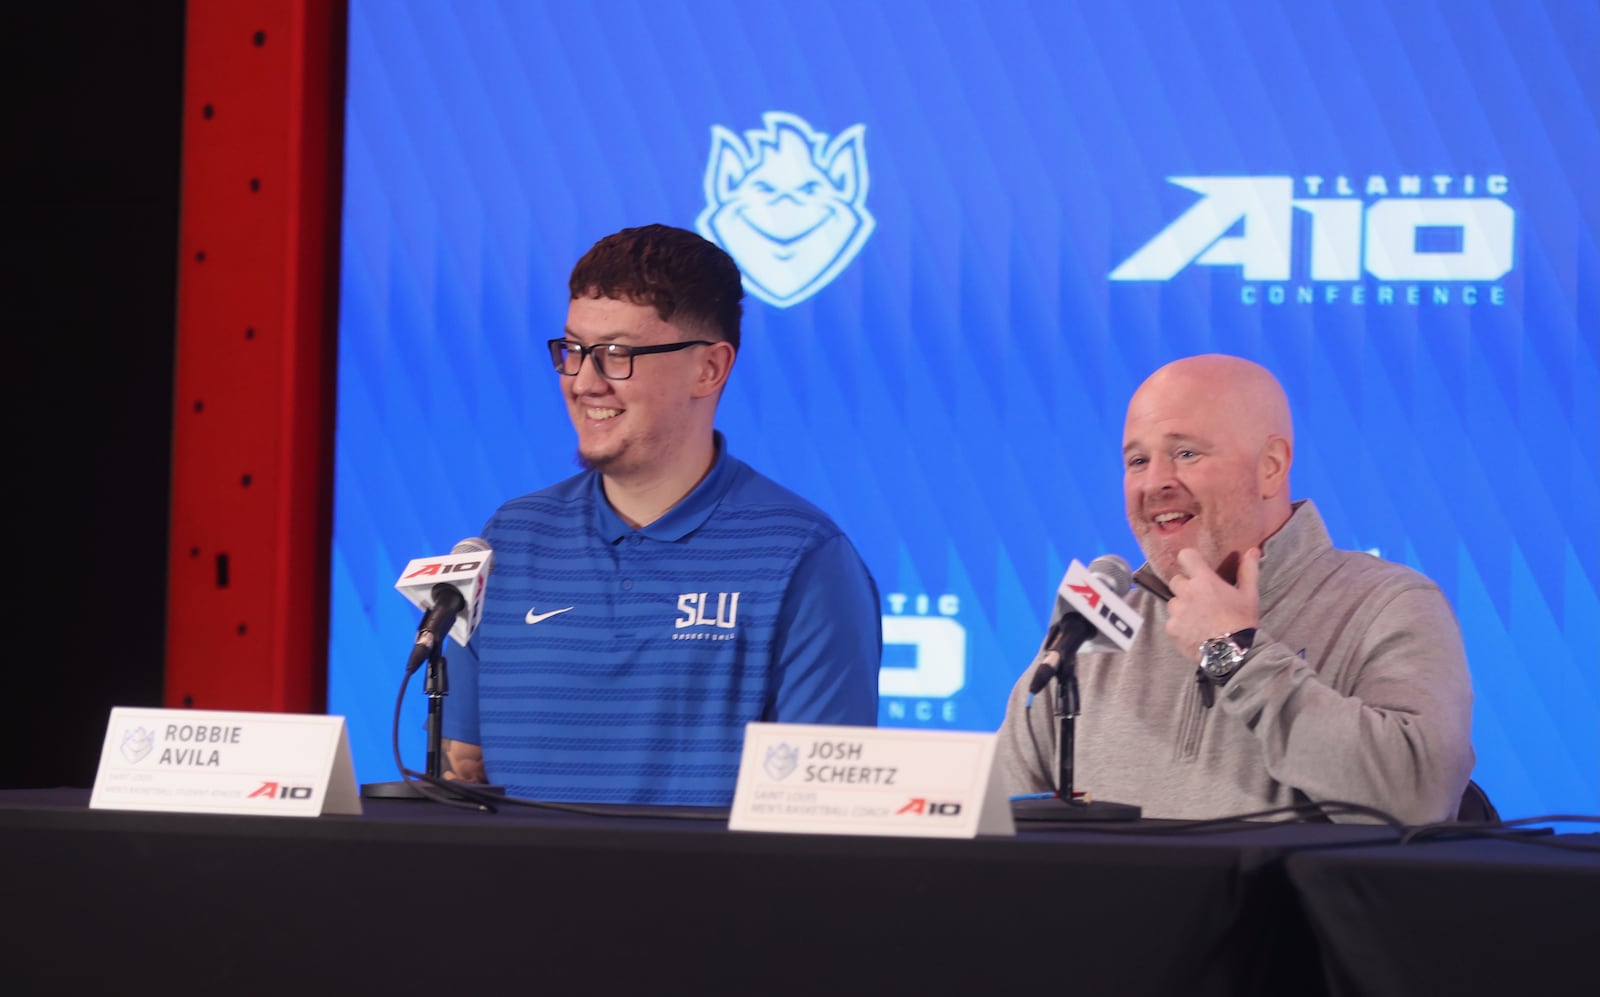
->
[386,665,495,814]
[381,659,726,820]
[379,657,1596,836]
[485,792,731,820]
[1019,692,1411,833]
[1014,799,1409,836]
[1400,813,1600,849]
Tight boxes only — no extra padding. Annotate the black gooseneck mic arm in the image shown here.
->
[407,583,467,675]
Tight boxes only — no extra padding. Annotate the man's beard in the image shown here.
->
[1134,499,1257,585]
[1135,535,1183,585]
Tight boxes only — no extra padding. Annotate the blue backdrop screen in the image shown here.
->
[329,0,1599,820]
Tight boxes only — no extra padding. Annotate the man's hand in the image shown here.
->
[1165,547,1261,661]
[440,738,487,783]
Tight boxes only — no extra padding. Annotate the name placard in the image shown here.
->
[90,707,362,818]
[729,723,1014,838]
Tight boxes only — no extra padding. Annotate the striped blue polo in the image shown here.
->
[442,434,881,805]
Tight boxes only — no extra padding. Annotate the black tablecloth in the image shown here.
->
[1,788,1402,997]
[1286,834,1600,997]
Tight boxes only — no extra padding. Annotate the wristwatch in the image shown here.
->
[1197,628,1257,684]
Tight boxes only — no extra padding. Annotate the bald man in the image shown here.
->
[996,354,1475,824]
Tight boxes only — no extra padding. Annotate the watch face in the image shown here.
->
[1201,638,1243,678]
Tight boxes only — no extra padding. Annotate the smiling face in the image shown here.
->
[1121,356,1294,583]
[561,295,729,485]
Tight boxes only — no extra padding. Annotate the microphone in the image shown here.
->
[394,537,494,674]
[1027,554,1140,695]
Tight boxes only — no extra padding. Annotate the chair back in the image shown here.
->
[1456,779,1500,822]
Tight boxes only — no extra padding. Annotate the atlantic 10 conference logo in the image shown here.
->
[1110,174,1514,307]
[880,593,965,726]
[696,111,876,308]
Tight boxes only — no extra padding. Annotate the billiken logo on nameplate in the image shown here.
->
[729,722,1014,838]
[89,707,362,817]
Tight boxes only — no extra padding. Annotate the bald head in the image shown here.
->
[1122,354,1295,581]
[1128,355,1293,451]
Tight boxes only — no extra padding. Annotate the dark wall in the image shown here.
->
[9,3,184,787]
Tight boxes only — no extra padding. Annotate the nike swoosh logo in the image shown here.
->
[525,607,574,625]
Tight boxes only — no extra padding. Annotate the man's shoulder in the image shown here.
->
[1284,502,1444,599]
[483,470,592,533]
[503,469,590,506]
[1317,546,1444,600]
[719,460,847,537]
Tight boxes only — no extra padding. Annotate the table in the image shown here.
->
[1286,833,1600,997]
[0,788,1399,996]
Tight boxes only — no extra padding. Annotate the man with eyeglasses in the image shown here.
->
[437,223,881,806]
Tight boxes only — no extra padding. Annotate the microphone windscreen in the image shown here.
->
[1087,553,1133,596]
[453,536,493,575]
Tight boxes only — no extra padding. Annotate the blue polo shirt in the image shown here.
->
[442,434,881,806]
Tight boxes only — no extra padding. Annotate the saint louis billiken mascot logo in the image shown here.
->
[120,725,155,764]
[764,742,799,781]
[695,111,876,308]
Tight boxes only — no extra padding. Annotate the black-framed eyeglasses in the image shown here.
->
[547,338,716,381]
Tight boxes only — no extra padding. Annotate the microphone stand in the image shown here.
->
[1012,648,1142,822]
[362,642,504,801]
[1056,651,1081,801]
[422,648,448,780]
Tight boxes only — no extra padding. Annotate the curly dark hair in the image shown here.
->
[568,224,744,349]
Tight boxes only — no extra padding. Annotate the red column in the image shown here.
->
[165,0,345,712]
